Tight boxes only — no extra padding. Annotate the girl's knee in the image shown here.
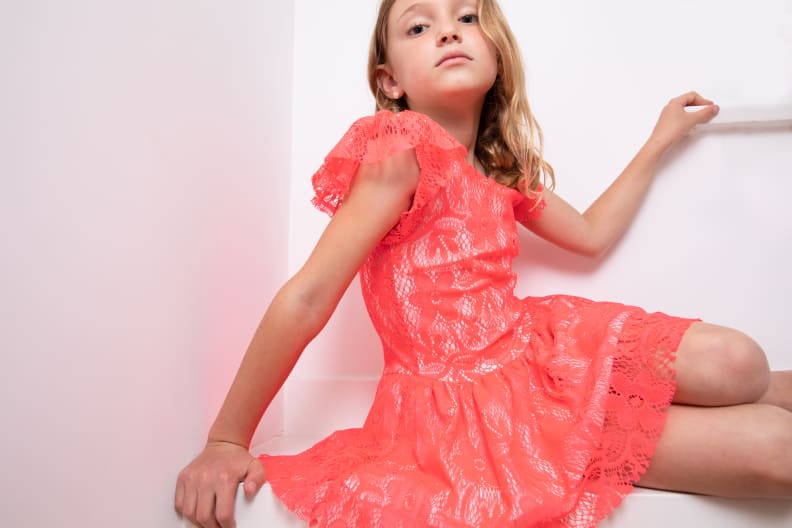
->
[678,324,770,403]
[718,330,769,400]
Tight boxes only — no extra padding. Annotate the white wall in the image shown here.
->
[285,0,792,436]
[503,0,792,357]
[288,1,382,380]
[0,1,292,526]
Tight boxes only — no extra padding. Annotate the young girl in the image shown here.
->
[175,0,792,526]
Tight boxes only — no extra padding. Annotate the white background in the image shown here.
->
[1,1,790,526]
[2,1,292,526]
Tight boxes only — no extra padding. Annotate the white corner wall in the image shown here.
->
[0,1,293,526]
[503,0,792,370]
[287,0,383,380]
[286,0,792,406]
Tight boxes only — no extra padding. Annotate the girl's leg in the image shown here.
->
[636,321,792,496]
[760,370,792,411]
[637,403,792,497]
[671,322,770,406]
[671,321,792,411]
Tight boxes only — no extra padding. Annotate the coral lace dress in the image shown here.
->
[259,110,696,527]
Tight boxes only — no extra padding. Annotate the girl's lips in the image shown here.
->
[436,53,471,67]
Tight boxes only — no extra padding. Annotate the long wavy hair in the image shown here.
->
[367,0,555,195]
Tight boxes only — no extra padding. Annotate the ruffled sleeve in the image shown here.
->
[311,109,466,244]
[512,184,546,224]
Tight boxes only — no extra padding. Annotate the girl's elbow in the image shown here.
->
[577,245,604,259]
[574,236,610,259]
[273,282,333,338]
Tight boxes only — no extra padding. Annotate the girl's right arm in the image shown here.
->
[521,92,718,258]
[175,147,420,528]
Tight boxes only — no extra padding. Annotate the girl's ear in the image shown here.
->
[376,64,404,100]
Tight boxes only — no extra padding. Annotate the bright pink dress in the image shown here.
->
[259,110,696,527]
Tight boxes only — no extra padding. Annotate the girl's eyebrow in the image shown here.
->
[396,2,427,23]
[396,0,477,24]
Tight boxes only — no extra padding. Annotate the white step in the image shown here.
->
[203,435,792,528]
[179,377,792,527]
[226,485,792,528]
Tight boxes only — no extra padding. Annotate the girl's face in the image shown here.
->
[378,0,498,115]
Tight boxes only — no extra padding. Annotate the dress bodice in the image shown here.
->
[309,109,543,380]
[360,159,529,379]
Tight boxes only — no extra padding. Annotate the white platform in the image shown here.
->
[196,434,792,528]
[180,378,792,527]
[224,484,792,528]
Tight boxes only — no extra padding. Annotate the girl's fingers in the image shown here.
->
[195,487,222,528]
[243,459,268,498]
[180,484,199,525]
[174,479,185,513]
[680,103,719,128]
[668,91,719,128]
[215,481,241,528]
[176,445,258,527]
[691,103,720,124]
[675,90,713,107]
[650,91,719,148]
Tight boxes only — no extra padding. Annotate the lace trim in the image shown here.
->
[311,110,543,245]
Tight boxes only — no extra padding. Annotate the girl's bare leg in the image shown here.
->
[671,322,770,407]
[636,322,792,497]
[760,370,792,411]
[638,403,792,497]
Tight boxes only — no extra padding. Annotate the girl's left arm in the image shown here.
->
[523,91,719,258]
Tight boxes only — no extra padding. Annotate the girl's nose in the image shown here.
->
[437,25,461,45]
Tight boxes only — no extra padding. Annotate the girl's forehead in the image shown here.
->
[390,0,479,19]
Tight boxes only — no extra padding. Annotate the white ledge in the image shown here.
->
[189,434,792,528]
[179,375,792,527]
[687,104,792,133]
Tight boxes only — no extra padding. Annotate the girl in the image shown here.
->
[175,0,792,526]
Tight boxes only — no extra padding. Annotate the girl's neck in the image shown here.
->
[412,105,482,168]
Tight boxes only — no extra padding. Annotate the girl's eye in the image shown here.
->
[460,14,478,24]
[407,24,428,36]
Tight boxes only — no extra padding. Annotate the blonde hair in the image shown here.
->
[367,0,555,194]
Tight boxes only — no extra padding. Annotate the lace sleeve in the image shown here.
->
[311,110,466,245]
[513,184,546,224]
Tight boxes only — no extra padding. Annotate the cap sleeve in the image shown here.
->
[513,184,546,223]
[311,110,466,243]
[310,114,377,216]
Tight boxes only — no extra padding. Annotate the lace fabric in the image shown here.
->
[260,110,696,527]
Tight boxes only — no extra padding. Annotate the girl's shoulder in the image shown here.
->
[331,109,464,164]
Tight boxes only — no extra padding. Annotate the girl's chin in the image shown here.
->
[429,91,490,109]
[439,79,497,99]
[409,85,494,110]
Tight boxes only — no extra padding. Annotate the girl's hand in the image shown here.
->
[649,91,720,151]
[175,441,267,528]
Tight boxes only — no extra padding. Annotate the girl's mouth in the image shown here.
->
[436,53,472,67]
